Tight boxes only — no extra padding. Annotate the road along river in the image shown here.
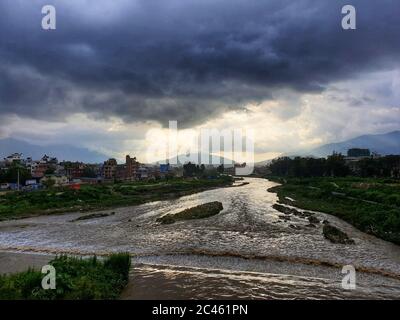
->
[0,178,400,299]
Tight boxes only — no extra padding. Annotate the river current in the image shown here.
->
[1,178,400,299]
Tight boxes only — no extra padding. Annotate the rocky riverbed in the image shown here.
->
[1,178,400,299]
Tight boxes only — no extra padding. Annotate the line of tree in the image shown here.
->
[357,155,400,178]
[0,163,32,184]
[268,153,350,177]
[183,162,223,178]
[183,162,206,177]
[268,153,400,178]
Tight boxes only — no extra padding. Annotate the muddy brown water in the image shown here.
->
[1,178,400,299]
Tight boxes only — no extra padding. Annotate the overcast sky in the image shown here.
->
[0,0,399,162]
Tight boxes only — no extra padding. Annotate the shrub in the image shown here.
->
[0,253,131,300]
[104,253,131,282]
[157,201,223,224]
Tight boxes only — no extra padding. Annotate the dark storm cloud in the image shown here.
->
[0,0,399,127]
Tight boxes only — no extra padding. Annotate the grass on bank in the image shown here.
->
[267,176,400,244]
[0,253,131,300]
[0,176,233,220]
[156,201,224,224]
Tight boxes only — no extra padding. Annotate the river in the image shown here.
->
[0,178,400,299]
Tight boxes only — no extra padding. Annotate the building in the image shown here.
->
[4,153,22,164]
[224,162,247,175]
[102,155,140,181]
[347,148,371,158]
[125,155,139,180]
[63,162,85,179]
[31,163,50,179]
[39,154,58,165]
[27,154,59,178]
[25,179,38,186]
[68,183,81,190]
[55,164,67,176]
[115,164,127,181]
[102,158,117,180]
[0,183,11,190]
[344,148,383,174]
[172,167,184,178]
[27,161,38,175]
[0,183,19,190]
[24,157,33,166]
[40,174,69,187]
[160,164,170,174]
[24,179,42,191]
[137,166,149,180]
[80,177,103,184]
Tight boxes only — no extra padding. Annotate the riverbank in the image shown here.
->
[0,176,233,220]
[2,251,400,300]
[0,253,131,299]
[267,176,400,244]
[1,178,400,299]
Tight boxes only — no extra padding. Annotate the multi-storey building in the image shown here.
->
[31,163,49,179]
[102,155,139,181]
[4,153,22,164]
[63,162,85,179]
[125,155,139,180]
[102,158,118,180]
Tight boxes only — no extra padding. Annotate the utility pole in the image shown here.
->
[15,161,23,191]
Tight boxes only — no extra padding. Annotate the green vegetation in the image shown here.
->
[269,154,350,177]
[156,201,224,224]
[0,176,233,220]
[0,163,32,185]
[268,154,400,178]
[183,162,224,178]
[0,253,131,300]
[323,225,355,244]
[268,176,400,244]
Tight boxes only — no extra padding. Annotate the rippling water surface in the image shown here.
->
[1,178,400,299]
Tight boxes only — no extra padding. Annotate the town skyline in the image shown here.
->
[1,129,400,165]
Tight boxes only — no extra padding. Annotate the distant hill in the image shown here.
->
[154,153,235,167]
[305,131,400,157]
[254,159,273,167]
[254,131,400,165]
[0,138,107,163]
